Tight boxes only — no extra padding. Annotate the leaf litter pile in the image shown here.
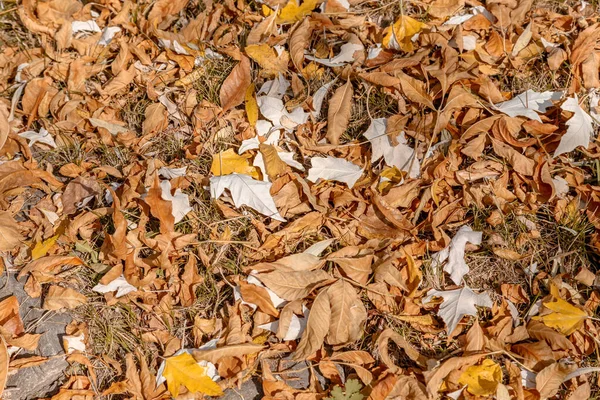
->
[5,0,600,398]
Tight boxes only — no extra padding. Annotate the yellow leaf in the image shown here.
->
[211,149,259,179]
[245,84,258,126]
[533,297,588,335]
[162,353,223,397]
[458,359,502,396]
[277,0,318,24]
[31,234,60,260]
[245,43,290,76]
[377,166,402,192]
[382,16,427,52]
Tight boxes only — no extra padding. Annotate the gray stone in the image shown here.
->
[1,272,71,400]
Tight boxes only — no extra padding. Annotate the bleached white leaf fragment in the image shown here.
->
[462,35,477,51]
[98,26,121,46]
[307,156,363,188]
[423,285,492,334]
[72,20,101,33]
[493,90,562,122]
[92,275,137,298]
[552,176,569,198]
[257,96,308,131]
[305,42,363,67]
[158,166,187,179]
[511,22,532,57]
[303,239,335,256]
[431,225,482,285]
[210,174,285,221]
[311,81,334,118]
[364,118,420,178]
[19,127,57,148]
[62,333,86,353]
[88,118,128,135]
[258,306,310,341]
[554,95,594,157]
[160,180,192,223]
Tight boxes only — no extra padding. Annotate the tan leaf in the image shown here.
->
[493,247,526,261]
[0,212,24,252]
[255,270,331,301]
[142,103,168,136]
[527,320,575,351]
[294,289,331,360]
[581,52,600,89]
[62,176,101,215]
[396,72,434,109]
[0,104,9,153]
[491,137,535,176]
[220,56,251,112]
[377,328,427,374]
[240,281,279,317]
[536,362,577,399]
[424,354,485,398]
[193,344,265,364]
[259,144,288,180]
[326,280,367,345]
[326,80,353,144]
[327,246,373,285]
[43,286,87,310]
[102,66,136,96]
[289,17,312,71]
[512,340,554,370]
[428,0,464,19]
[245,43,289,76]
[465,321,487,353]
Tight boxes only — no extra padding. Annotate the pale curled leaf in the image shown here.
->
[431,225,482,285]
[554,96,594,157]
[210,174,285,221]
[423,285,492,334]
[307,156,363,188]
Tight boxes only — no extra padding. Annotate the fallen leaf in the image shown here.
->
[536,362,576,399]
[307,156,363,188]
[210,173,285,221]
[383,16,427,52]
[43,286,87,310]
[220,56,251,112]
[211,148,259,178]
[423,285,493,334]
[534,297,588,335]
[162,352,223,397]
[0,212,24,251]
[431,225,482,285]
[458,359,502,396]
[493,90,562,122]
[554,96,594,157]
[326,80,353,144]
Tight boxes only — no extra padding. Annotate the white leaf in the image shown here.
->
[18,127,57,148]
[493,90,562,122]
[98,26,121,46]
[305,42,363,67]
[423,285,492,334]
[521,369,537,388]
[88,118,128,136]
[554,95,594,157]
[303,238,335,256]
[311,81,334,118]
[39,208,60,225]
[257,96,308,131]
[462,35,477,51]
[258,74,290,99]
[540,37,559,50]
[239,126,280,154]
[307,156,363,188]
[258,306,310,341]
[210,174,285,221]
[62,333,86,353]
[363,118,420,178]
[92,275,137,298]
[158,166,187,179]
[431,225,482,285]
[160,180,192,223]
[589,89,600,123]
[72,20,101,33]
[552,176,569,198]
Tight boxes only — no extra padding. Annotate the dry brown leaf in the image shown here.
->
[0,337,6,398]
[220,56,251,112]
[255,269,331,301]
[377,328,427,374]
[289,17,312,71]
[424,354,485,398]
[259,144,288,180]
[62,176,101,215]
[294,289,330,360]
[326,280,367,345]
[0,211,24,252]
[326,80,353,145]
[396,71,434,109]
[43,286,87,310]
[328,246,373,285]
[536,362,577,399]
[465,321,487,353]
[491,137,535,176]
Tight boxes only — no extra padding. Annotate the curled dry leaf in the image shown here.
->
[326,80,353,145]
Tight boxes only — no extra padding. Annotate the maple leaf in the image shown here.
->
[554,95,594,157]
[424,286,492,334]
[458,359,502,396]
[492,90,562,122]
[161,352,223,397]
[210,173,285,221]
[431,225,482,285]
[533,297,588,335]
